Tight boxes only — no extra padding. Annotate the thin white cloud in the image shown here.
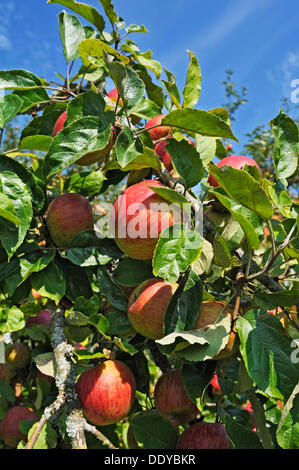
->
[0,34,12,51]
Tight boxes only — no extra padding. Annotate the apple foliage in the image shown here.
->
[0,0,298,450]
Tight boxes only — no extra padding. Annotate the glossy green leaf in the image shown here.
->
[162,108,238,141]
[0,304,25,334]
[78,38,129,67]
[182,362,216,405]
[130,99,162,120]
[19,110,61,151]
[67,169,106,196]
[276,384,299,449]
[0,69,46,90]
[182,50,201,108]
[253,284,299,308]
[209,163,273,220]
[30,262,66,305]
[153,223,203,284]
[0,94,23,128]
[43,115,112,178]
[48,0,105,31]
[148,186,191,210]
[55,258,92,302]
[97,265,128,311]
[99,0,118,23]
[166,139,204,188]
[66,90,106,124]
[130,412,178,449]
[236,310,299,399]
[270,111,299,180]
[27,421,57,449]
[105,146,161,172]
[67,230,122,266]
[12,88,50,113]
[113,258,153,287]
[162,68,181,108]
[224,414,263,449]
[109,62,145,108]
[116,126,143,168]
[0,171,33,259]
[0,193,20,225]
[58,10,85,62]
[196,135,217,167]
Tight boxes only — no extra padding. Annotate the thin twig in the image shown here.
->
[84,422,117,449]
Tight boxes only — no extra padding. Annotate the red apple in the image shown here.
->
[52,111,115,166]
[46,193,94,248]
[154,137,193,172]
[5,344,31,370]
[0,406,38,448]
[128,278,178,340]
[145,114,170,141]
[76,359,136,426]
[110,179,183,260]
[208,155,263,187]
[26,309,52,328]
[154,369,198,426]
[176,421,230,449]
[0,363,17,384]
[194,301,236,360]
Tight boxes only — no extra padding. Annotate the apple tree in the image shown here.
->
[0,0,298,450]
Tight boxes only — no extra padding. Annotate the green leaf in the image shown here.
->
[182,50,201,108]
[213,233,231,267]
[162,68,181,108]
[116,126,143,168]
[182,362,216,405]
[134,52,161,79]
[196,135,217,167]
[27,421,57,449]
[67,169,106,196]
[0,193,20,225]
[130,99,162,120]
[55,258,92,302]
[99,0,118,23]
[0,304,25,334]
[67,230,122,266]
[253,284,299,308]
[248,393,274,448]
[78,38,129,67]
[97,265,128,311]
[105,146,161,172]
[0,171,33,259]
[158,311,231,362]
[163,270,203,336]
[0,380,15,403]
[72,295,100,317]
[270,111,299,180]
[105,308,133,335]
[276,384,299,449]
[42,115,112,178]
[0,69,46,90]
[12,88,50,113]
[135,65,164,108]
[66,90,106,124]
[19,110,61,151]
[58,10,86,62]
[153,223,203,284]
[34,352,55,378]
[0,94,23,128]
[113,258,153,287]
[4,245,56,297]
[209,163,273,220]
[236,310,299,399]
[48,0,105,31]
[125,24,148,34]
[165,139,204,188]
[148,185,191,210]
[209,189,261,250]
[162,108,238,141]
[224,414,263,449]
[130,412,178,449]
[30,262,66,305]
[109,62,145,108]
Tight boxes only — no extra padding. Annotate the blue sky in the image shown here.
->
[0,0,298,152]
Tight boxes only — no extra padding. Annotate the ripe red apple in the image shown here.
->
[154,137,194,172]
[128,278,178,339]
[176,421,230,449]
[52,111,115,166]
[5,344,31,370]
[110,179,183,260]
[145,114,171,141]
[0,406,38,448]
[26,309,52,328]
[154,369,198,427]
[208,155,263,187]
[76,359,136,426]
[0,363,17,384]
[46,193,94,248]
[194,301,236,360]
